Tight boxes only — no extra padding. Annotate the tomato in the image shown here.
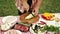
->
[41,15,53,20]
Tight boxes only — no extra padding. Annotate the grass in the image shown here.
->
[39,0,60,13]
[0,0,18,16]
[0,0,60,16]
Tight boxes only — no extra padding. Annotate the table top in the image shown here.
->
[0,16,33,34]
[0,13,60,34]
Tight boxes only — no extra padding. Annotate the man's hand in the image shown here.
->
[23,1,29,12]
[32,8,39,16]
[32,0,42,16]
[15,0,29,13]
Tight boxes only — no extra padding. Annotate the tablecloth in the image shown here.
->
[0,13,60,34]
[0,16,33,34]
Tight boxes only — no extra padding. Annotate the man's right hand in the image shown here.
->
[23,1,29,13]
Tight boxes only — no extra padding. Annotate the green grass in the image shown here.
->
[0,0,60,16]
[39,0,60,13]
[0,0,18,16]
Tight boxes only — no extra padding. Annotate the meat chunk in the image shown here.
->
[14,24,29,32]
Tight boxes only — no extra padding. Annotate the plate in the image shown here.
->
[39,14,60,27]
[4,29,22,34]
[1,16,17,30]
[2,16,17,24]
[30,14,60,34]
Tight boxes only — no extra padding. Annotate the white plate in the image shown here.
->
[2,16,17,24]
[1,16,17,30]
[39,14,60,27]
[4,29,22,34]
[30,14,60,34]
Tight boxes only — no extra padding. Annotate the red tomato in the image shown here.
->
[41,15,51,20]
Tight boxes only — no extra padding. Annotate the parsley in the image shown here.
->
[40,25,59,32]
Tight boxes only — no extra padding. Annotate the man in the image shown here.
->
[15,0,42,16]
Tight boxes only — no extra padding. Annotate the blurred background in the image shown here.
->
[0,0,60,16]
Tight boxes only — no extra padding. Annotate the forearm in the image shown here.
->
[15,0,20,8]
[34,0,42,9]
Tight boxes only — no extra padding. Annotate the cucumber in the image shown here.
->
[25,14,34,20]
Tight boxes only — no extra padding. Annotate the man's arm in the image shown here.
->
[32,0,43,16]
[33,0,42,10]
[15,0,29,13]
